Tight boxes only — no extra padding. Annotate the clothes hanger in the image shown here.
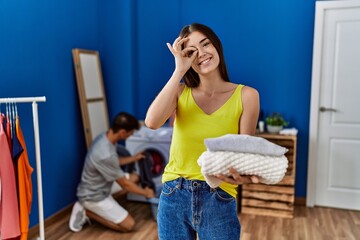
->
[6,100,10,126]
[14,99,19,131]
[9,98,14,139]
[11,98,17,138]
[15,99,18,119]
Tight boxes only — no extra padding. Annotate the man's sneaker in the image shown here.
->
[69,201,89,232]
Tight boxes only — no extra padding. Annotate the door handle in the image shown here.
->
[319,106,337,112]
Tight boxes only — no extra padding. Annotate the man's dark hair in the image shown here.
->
[179,23,230,88]
[111,112,140,133]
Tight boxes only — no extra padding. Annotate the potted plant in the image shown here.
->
[265,112,289,133]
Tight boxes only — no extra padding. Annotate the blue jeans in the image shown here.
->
[157,178,240,240]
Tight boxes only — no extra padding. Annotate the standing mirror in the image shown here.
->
[72,48,109,149]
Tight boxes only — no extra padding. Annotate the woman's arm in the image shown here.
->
[145,71,184,129]
[145,37,198,129]
[239,86,260,135]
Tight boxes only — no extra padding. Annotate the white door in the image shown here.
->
[307,0,360,210]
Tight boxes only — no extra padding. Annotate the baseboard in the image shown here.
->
[295,197,306,206]
[28,203,73,239]
[28,191,128,239]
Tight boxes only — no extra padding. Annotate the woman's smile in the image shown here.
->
[198,57,212,66]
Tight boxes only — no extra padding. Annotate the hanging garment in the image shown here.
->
[12,123,23,162]
[11,116,24,200]
[16,116,33,240]
[150,151,164,177]
[138,151,156,191]
[5,115,12,151]
[0,114,20,239]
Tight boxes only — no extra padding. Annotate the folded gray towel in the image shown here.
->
[204,134,288,156]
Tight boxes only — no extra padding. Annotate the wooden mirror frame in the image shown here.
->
[72,48,109,149]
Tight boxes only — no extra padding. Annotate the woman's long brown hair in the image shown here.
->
[179,23,230,88]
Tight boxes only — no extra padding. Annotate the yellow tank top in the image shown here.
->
[162,84,244,197]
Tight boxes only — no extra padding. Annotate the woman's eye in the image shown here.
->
[203,42,211,47]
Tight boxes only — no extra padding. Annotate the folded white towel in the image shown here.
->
[198,151,288,188]
[279,128,298,136]
[204,134,288,156]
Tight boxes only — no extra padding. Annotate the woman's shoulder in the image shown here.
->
[231,83,258,95]
[241,85,258,93]
[241,85,259,102]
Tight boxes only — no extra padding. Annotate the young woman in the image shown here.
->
[145,23,260,240]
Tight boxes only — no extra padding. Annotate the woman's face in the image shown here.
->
[184,31,220,76]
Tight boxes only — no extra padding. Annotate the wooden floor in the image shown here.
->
[29,198,360,240]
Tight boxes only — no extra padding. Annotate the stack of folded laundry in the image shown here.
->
[279,128,298,136]
[197,134,289,188]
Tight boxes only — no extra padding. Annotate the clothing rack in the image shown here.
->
[0,96,46,240]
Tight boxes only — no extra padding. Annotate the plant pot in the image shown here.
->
[267,125,283,133]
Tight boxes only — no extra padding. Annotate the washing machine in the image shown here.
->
[125,125,173,202]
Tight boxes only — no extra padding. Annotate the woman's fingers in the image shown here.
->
[170,36,183,52]
[215,174,237,185]
[166,37,182,56]
[171,36,181,48]
[174,37,189,50]
[250,175,260,183]
[215,168,260,185]
[183,46,198,58]
[167,42,198,60]
[172,37,194,53]
[168,36,200,60]
[166,42,175,55]
[229,168,257,184]
[166,37,198,73]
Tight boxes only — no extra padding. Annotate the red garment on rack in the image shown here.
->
[16,117,33,240]
[0,114,20,239]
